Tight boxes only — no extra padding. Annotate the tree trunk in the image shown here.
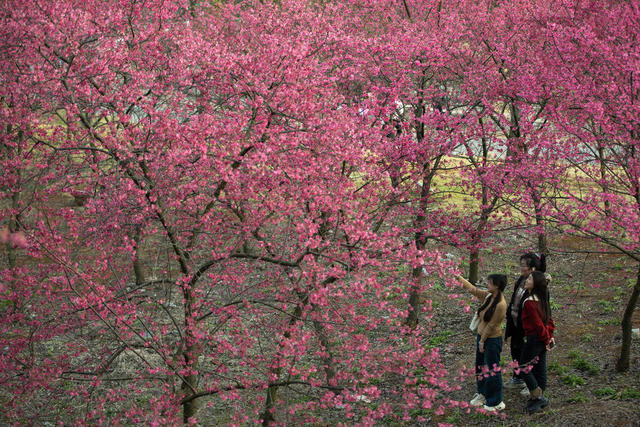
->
[406,267,423,329]
[616,266,640,372]
[537,228,547,255]
[4,126,22,269]
[468,250,479,285]
[406,165,431,329]
[261,368,280,426]
[531,190,548,254]
[597,143,611,216]
[133,228,146,286]
[182,388,199,424]
[182,288,200,424]
[467,178,493,286]
[6,191,20,268]
[261,294,308,425]
[313,319,337,386]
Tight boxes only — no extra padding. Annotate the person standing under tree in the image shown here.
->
[521,270,555,414]
[504,252,547,396]
[457,274,508,412]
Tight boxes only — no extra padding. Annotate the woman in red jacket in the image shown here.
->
[520,270,555,414]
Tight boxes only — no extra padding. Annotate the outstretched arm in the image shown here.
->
[456,275,488,300]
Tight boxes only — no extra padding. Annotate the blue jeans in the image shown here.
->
[520,335,547,392]
[475,334,503,406]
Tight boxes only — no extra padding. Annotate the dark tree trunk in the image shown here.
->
[531,190,548,254]
[468,250,479,285]
[406,165,431,329]
[133,228,146,286]
[616,266,640,372]
[182,288,200,424]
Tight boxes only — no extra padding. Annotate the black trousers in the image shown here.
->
[510,332,524,378]
[520,335,547,392]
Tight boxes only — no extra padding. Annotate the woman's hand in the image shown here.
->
[478,341,485,353]
[506,336,511,347]
[456,275,473,291]
[546,337,556,351]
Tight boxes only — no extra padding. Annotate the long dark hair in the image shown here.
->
[530,271,551,324]
[520,252,547,273]
[478,274,507,322]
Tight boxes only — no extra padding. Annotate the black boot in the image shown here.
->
[526,396,550,414]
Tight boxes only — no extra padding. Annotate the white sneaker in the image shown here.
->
[470,393,486,407]
[520,386,530,397]
[483,401,506,412]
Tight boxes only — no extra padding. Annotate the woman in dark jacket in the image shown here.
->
[504,253,546,394]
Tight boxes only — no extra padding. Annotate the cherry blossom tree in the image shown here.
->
[530,0,640,371]
[0,0,463,424]
[4,0,635,424]
[457,0,570,258]
[334,0,479,328]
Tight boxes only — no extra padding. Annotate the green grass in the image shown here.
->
[380,416,402,427]
[593,387,617,398]
[550,298,562,310]
[581,333,594,343]
[620,387,640,399]
[614,286,627,299]
[430,282,445,291]
[571,357,600,376]
[590,387,640,400]
[598,318,621,326]
[567,392,588,403]
[548,361,570,375]
[427,330,453,349]
[443,408,461,424]
[597,300,617,313]
[409,408,434,419]
[469,410,492,422]
[626,277,637,288]
[561,373,585,386]
[567,350,581,360]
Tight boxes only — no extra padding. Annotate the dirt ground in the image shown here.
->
[423,233,640,426]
